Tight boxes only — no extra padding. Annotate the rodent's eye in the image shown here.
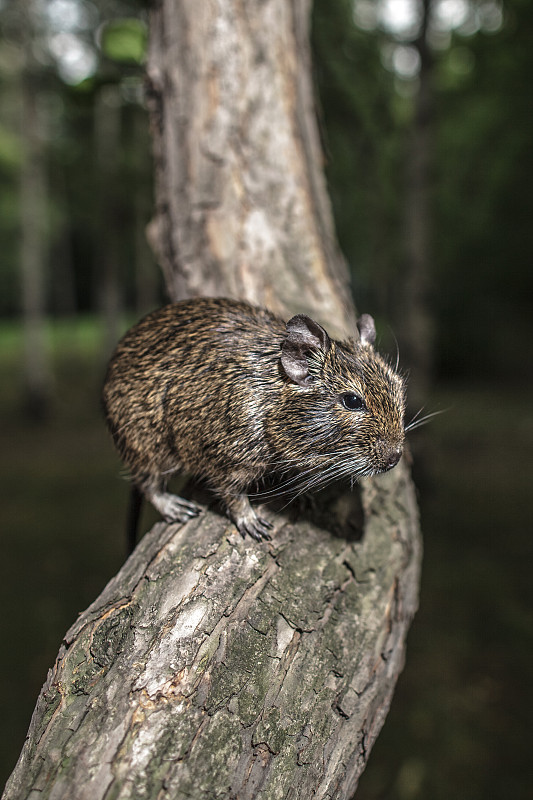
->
[341,393,366,411]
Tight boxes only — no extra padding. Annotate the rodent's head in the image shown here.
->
[278,312,406,480]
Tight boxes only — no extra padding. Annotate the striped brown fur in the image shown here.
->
[102,298,406,541]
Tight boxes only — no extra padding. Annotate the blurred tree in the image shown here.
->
[434,0,533,377]
[399,0,434,411]
[0,19,24,317]
[312,0,401,316]
[314,0,533,386]
[19,0,52,419]
[0,0,156,322]
[94,81,123,357]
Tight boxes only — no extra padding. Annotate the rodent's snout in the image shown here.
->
[383,447,403,472]
[384,448,402,470]
[377,444,403,473]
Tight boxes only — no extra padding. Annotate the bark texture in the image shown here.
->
[4,475,419,800]
[145,0,354,339]
[3,1,422,798]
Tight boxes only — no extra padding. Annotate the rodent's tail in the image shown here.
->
[126,484,143,556]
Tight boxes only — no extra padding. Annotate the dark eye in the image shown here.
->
[341,393,365,411]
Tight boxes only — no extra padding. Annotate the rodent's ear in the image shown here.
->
[281,315,331,386]
[357,314,376,346]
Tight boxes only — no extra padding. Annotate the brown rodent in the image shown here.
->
[102,297,406,542]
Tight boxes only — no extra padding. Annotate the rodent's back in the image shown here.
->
[102,297,287,481]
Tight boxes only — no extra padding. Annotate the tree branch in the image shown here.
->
[4,469,419,799]
[3,1,421,797]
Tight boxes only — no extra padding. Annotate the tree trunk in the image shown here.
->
[19,1,51,420]
[398,0,434,412]
[145,0,354,339]
[95,83,123,358]
[3,2,421,798]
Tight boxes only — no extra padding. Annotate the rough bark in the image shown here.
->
[145,0,354,340]
[3,1,422,798]
[3,474,419,800]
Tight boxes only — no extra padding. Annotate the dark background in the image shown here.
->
[1,0,531,797]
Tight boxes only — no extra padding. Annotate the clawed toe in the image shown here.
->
[154,493,201,523]
[237,516,272,541]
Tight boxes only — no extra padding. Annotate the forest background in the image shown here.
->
[0,0,531,798]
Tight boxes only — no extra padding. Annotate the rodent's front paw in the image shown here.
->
[153,492,201,523]
[237,515,273,541]
[233,511,273,541]
[225,494,273,541]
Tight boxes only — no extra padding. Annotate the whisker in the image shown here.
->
[405,408,448,432]
[248,461,343,505]
[406,405,426,427]
[389,328,400,373]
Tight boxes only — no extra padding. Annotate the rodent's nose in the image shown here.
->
[385,448,402,470]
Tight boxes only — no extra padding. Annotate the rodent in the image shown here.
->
[102,297,406,542]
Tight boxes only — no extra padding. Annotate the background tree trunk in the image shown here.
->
[19,0,51,420]
[3,1,421,798]
[95,83,123,360]
[397,0,434,413]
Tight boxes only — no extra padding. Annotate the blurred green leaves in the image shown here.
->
[0,125,22,170]
[100,18,147,65]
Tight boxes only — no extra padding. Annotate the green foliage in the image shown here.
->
[0,0,156,317]
[100,18,148,64]
[0,124,22,169]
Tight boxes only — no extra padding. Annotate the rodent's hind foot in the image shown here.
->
[150,491,200,523]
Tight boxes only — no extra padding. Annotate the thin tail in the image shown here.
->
[126,484,143,555]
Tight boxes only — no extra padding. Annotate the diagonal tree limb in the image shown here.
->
[3,1,421,797]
